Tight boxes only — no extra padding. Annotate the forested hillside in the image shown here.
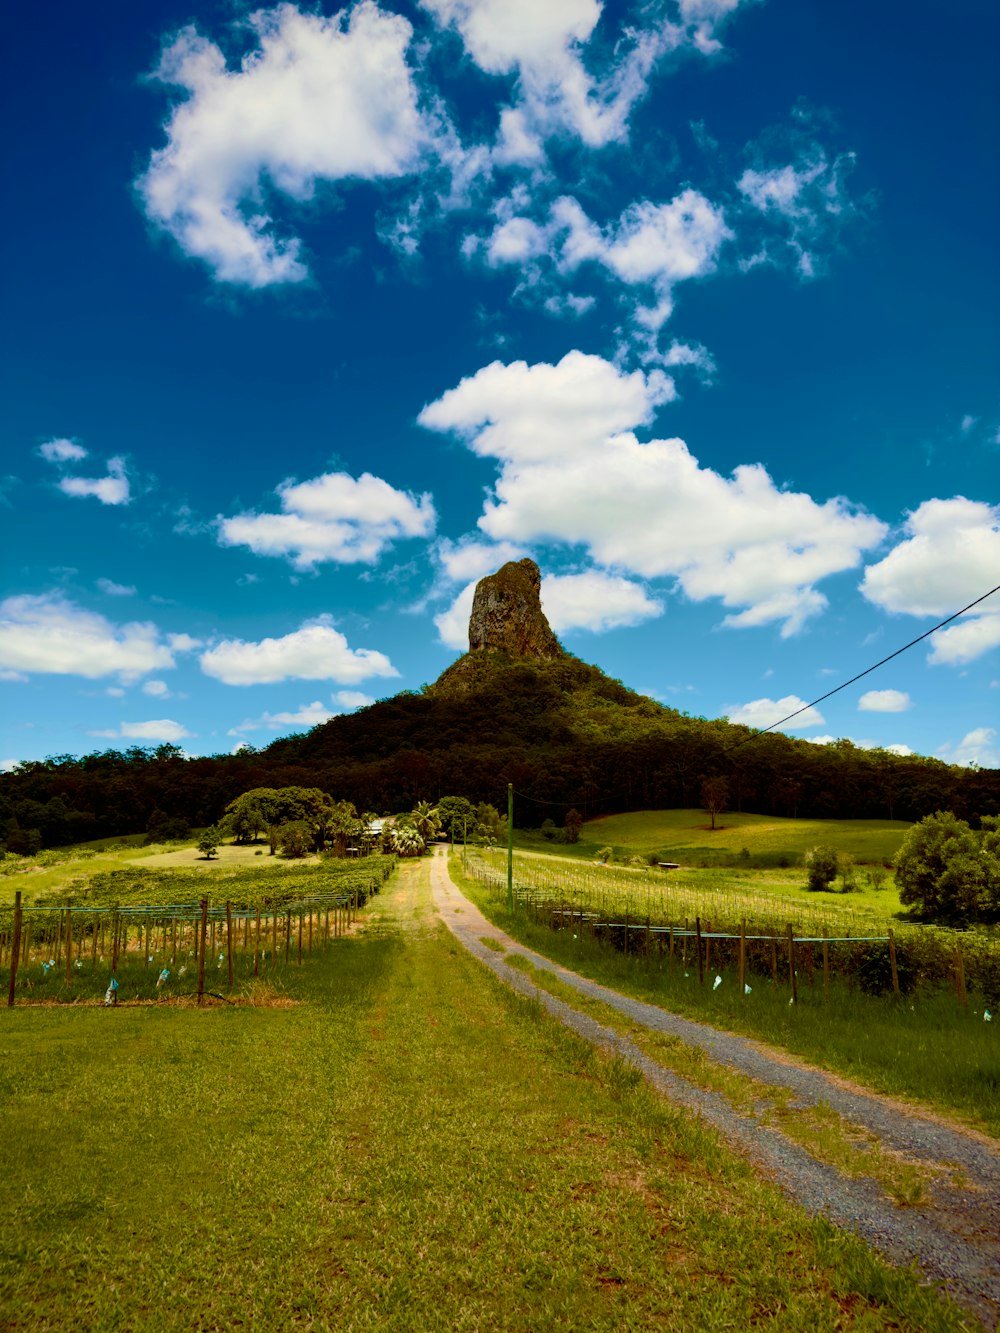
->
[2,652,996,852]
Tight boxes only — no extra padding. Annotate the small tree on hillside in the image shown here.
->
[701,776,729,831]
[806,844,839,892]
[564,808,583,844]
[198,825,222,859]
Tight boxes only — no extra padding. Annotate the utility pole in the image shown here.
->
[507,782,514,914]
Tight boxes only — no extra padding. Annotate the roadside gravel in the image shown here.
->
[430,848,1000,1330]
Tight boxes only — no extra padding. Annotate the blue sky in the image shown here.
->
[2,0,998,772]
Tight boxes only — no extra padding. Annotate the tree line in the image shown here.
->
[1,653,997,855]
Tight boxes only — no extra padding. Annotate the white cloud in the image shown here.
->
[0,759,23,773]
[0,669,27,682]
[228,700,336,735]
[938,727,999,769]
[0,593,175,681]
[335,689,375,708]
[167,633,202,653]
[436,537,529,584]
[885,743,913,757]
[421,0,677,155]
[200,617,399,686]
[58,457,130,506]
[435,582,477,649]
[858,689,911,713]
[478,189,731,351]
[737,120,861,280]
[96,578,137,597]
[39,438,88,463]
[541,571,662,634]
[90,719,192,743]
[725,695,825,731]
[142,679,171,698]
[421,351,886,635]
[860,497,1000,665]
[138,3,433,286]
[218,470,435,568]
[105,687,125,698]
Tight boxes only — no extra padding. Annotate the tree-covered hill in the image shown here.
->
[2,649,997,852]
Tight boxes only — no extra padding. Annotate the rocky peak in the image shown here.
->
[468,558,564,660]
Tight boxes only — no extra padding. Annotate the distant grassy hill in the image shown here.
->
[514,809,910,865]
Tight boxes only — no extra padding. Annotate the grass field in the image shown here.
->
[454,854,1000,1137]
[0,837,322,906]
[515,809,911,867]
[0,859,970,1330]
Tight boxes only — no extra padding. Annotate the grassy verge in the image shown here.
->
[504,953,945,1209]
[451,858,1000,1139]
[0,859,970,1330]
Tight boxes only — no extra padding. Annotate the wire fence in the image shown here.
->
[2,859,394,1007]
[465,850,991,1010]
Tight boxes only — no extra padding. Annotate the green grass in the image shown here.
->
[0,859,972,1331]
[453,857,1000,1139]
[516,808,911,867]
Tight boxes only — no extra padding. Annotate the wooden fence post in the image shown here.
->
[786,924,797,1006]
[197,899,209,1005]
[226,902,234,989]
[6,892,22,1007]
[888,930,900,997]
[738,919,746,998]
[254,906,261,977]
[695,917,704,985]
[64,906,73,984]
[822,932,830,1004]
[668,924,675,973]
[285,911,291,964]
[111,913,120,977]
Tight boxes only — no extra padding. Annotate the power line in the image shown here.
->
[506,582,1000,805]
[722,582,1000,753]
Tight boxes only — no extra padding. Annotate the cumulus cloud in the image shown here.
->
[421,0,674,157]
[541,570,662,634]
[421,351,886,635]
[228,700,336,735]
[938,727,999,769]
[477,189,731,353]
[142,679,171,698]
[138,3,434,286]
[218,470,436,568]
[90,719,192,743]
[39,438,88,463]
[421,0,748,159]
[96,578,137,597]
[58,456,131,506]
[858,689,911,713]
[335,689,375,708]
[199,617,399,686]
[860,497,1000,665]
[0,593,175,681]
[1,759,24,773]
[725,695,826,731]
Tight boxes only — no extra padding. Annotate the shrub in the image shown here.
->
[806,845,839,892]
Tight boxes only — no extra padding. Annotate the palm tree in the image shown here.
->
[411,800,441,843]
[391,824,425,857]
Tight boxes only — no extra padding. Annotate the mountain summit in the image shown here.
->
[432,558,565,695]
[468,558,565,660]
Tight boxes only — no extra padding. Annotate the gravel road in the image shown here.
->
[430,848,1000,1330]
